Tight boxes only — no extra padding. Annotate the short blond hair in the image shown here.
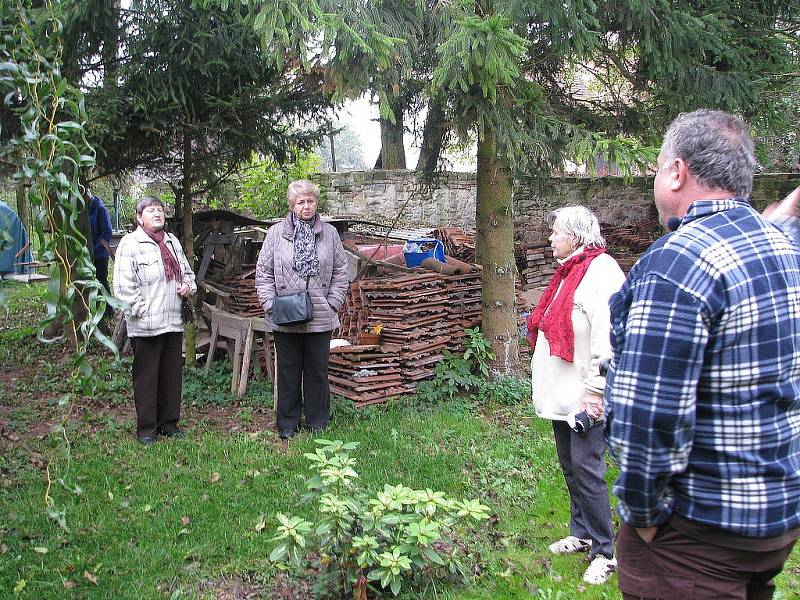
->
[549,205,606,248]
[286,179,320,208]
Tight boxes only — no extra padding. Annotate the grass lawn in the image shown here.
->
[1,281,798,599]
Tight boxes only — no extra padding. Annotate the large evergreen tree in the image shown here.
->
[431,0,800,372]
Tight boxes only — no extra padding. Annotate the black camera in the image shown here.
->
[570,411,598,435]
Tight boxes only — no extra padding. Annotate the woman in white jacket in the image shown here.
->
[527,206,625,585]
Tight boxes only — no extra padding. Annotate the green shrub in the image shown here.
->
[267,439,490,598]
[416,327,496,404]
[233,151,322,219]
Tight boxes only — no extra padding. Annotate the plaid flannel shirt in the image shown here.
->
[605,198,800,538]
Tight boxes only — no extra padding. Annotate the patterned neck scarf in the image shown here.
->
[141,226,181,282]
[292,214,320,279]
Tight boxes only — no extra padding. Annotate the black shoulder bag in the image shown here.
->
[271,278,313,325]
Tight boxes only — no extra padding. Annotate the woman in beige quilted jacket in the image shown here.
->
[255,180,348,439]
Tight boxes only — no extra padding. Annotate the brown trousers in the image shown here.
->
[131,333,183,437]
[618,520,797,600]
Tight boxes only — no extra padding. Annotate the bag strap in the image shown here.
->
[305,277,310,291]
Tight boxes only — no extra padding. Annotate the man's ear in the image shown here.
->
[668,157,688,191]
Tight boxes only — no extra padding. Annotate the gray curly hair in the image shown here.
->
[661,109,756,198]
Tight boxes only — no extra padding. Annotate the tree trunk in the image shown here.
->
[181,131,196,365]
[15,181,30,235]
[376,97,406,170]
[416,99,447,174]
[102,0,121,87]
[476,128,520,375]
[329,132,337,172]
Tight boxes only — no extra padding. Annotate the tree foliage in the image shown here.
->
[316,122,367,171]
[85,0,332,192]
[425,0,800,371]
[233,151,323,219]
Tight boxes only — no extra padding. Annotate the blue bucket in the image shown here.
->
[403,238,446,268]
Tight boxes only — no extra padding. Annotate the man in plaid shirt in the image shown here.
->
[605,110,800,599]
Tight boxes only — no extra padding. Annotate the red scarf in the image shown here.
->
[526,246,606,362]
[142,227,181,282]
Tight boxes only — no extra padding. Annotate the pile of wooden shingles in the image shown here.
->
[518,241,555,290]
[602,223,659,274]
[213,268,263,317]
[330,271,482,406]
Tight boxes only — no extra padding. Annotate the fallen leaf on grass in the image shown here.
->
[209,472,220,484]
[63,580,76,589]
[0,543,8,554]
[33,546,48,554]
[254,515,267,533]
[181,515,190,526]
[83,571,98,585]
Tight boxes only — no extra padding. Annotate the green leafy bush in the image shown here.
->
[233,151,322,219]
[416,327,496,403]
[267,439,490,598]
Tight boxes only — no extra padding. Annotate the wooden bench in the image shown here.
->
[202,303,276,400]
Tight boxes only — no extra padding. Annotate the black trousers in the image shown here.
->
[94,256,113,319]
[552,420,615,560]
[131,333,183,437]
[94,256,110,293]
[273,331,332,434]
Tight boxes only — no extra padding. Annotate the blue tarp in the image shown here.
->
[0,200,32,274]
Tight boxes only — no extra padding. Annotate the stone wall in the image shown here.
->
[316,170,477,229]
[317,170,800,242]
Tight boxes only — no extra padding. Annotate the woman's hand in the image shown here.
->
[177,282,191,298]
[581,392,604,420]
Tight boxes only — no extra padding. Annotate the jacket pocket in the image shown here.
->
[136,256,161,285]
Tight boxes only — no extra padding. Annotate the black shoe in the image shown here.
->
[159,428,185,439]
[137,435,157,445]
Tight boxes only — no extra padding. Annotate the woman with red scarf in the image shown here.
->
[527,205,625,585]
[114,197,196,445]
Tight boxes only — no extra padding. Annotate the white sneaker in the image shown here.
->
[583,555,616,585]
[548,535,592,554]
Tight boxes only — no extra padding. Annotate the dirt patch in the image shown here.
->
[0,336,281,452]
[193,574,267,599]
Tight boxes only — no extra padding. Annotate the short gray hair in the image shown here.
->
[286,179,320,207]
[135,196,164,215]
[661,109,756,198]
[549,205,606,248]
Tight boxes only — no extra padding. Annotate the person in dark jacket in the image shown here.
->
[85,188,114,293]
[255,180,348,439]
